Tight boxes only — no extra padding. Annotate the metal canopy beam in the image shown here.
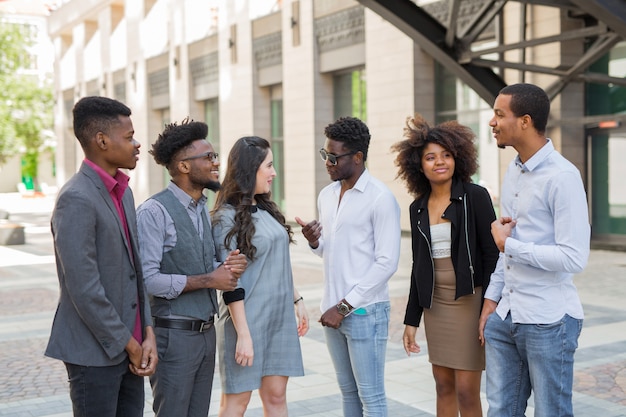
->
[459,0,507,46]
[471,58,626,88]
[465,25,609,60]
[517,0,578,9]
[545,33,622,99]
[358,0,626,109]
[569,0,626,39]
[444,0,460,48]
[356,0,506,105]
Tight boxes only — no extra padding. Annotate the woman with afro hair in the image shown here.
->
[392,114,499,417]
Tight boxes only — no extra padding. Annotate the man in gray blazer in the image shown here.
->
[45,96,158,417]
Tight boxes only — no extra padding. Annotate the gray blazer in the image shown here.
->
[45,162,152,366]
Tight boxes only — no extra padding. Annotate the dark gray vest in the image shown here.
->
[150,189,218,320]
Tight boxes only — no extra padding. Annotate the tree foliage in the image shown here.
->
[0,19,54,185]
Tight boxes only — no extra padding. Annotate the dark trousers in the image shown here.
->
[65,359,145,417]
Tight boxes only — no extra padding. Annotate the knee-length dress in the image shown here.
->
[211,205,304,394]
[423,222,484,371]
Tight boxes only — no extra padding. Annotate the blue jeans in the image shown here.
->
[65,359,145,417]
[484,312,582,417]
[324,301,390,417]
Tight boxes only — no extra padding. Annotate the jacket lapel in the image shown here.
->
[80,163,134,263]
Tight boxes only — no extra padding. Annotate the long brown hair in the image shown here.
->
[212,136,294,260]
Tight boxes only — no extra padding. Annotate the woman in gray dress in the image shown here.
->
[211,136,309,417]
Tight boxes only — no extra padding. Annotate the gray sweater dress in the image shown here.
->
[212,205,304,394]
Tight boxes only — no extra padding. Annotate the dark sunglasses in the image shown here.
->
[319,148,356,166]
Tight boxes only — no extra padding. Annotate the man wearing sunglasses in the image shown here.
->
[136,118,247,417]
[296,116,401,417]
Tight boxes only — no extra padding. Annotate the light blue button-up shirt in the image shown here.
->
[484,139,590,324]
[137,182,210,300]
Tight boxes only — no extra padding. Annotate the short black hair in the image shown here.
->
[149,117,209,170]
[324,116,371,161]
[499,83,550,134]
[72,96,131,149]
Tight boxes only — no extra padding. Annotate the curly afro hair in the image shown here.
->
[392,113,478,198]
[324,116,370,161]
[149,117,209,172]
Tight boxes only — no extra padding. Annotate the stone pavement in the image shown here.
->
[0,191,625,416]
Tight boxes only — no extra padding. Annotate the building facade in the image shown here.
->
[46,0,626,246]
[0,0,55,194]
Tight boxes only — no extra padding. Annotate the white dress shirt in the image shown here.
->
[312,169,401,312]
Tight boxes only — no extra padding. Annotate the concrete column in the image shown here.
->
[219,1,255,152]
[124,0,153,204]
[364,9,423,230]
[170,0,191,122]
[552,10,586,182]
[98,6,112,97]
[282,0,333,221]
[52,35,70,186]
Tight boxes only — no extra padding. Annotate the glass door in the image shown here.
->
[588,126,626,241]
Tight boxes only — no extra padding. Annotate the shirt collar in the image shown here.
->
[515,138,554,172]
[332,168,371,194]
[83,159,129,195]
[167,181,207,209]
[354,168,371,192]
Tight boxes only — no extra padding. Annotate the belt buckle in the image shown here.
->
[199,321,211,332]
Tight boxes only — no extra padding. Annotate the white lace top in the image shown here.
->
[430,222,452,259]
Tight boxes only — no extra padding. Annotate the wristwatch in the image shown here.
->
[336,300,352,316]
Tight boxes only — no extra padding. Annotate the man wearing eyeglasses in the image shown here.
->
[136,118,247,417]
[296,116,401,417]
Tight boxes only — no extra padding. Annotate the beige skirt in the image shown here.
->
[423,257,485,371]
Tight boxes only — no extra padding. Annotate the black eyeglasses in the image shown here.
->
[180,151,219,162]
[319,148,356,166]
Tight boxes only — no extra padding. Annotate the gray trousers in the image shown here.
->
[150,326,217,417]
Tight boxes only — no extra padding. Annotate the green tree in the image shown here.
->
[0,19,54,189]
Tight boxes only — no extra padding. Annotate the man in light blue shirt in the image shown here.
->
[479,83,590,417]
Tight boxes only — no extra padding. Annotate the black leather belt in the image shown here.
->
[153,317,214,332]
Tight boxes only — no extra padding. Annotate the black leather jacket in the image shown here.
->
[404,178,499,327]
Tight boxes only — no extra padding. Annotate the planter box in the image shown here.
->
[0,221,25,245]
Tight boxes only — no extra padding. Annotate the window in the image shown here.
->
[270,87,285,210]
[434,62,496,200]
[333,69,366,120]
[160,108,171,187]
[204,99,220,209]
